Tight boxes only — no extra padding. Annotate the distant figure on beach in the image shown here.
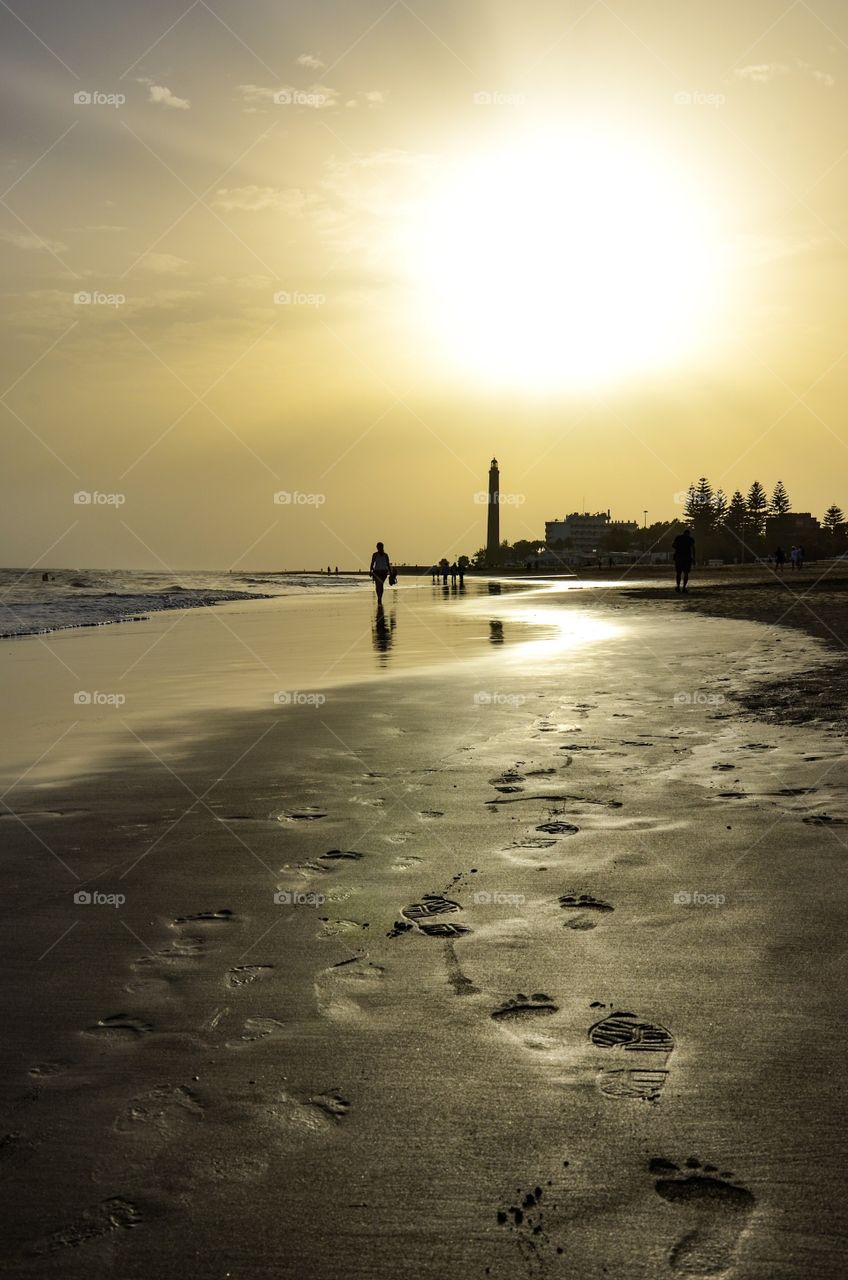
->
[798,545,805,569]
[672,527,696,593]
[430,565,438,583]
[334,565,339,574]
[790,545,801,571]
[450,561,458,585]
[775,546,786,575]
[369,542,392,603]
[458,563,465,586]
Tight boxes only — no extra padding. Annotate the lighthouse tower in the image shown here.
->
[486,457,500,564]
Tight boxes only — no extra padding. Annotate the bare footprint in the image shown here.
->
[559,894,614,931]
[651,1157,755,1274]
[492,993,559,1020]
[308,1089,350,1121]
[17,1197,143,1259]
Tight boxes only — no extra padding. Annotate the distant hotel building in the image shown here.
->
[545,511,639,559]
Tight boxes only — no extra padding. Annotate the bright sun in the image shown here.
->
[408,128,724,390]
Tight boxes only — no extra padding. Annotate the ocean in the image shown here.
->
[0,568,366,638]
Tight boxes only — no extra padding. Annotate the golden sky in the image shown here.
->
[2,0,848,569]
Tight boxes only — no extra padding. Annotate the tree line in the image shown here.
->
[679,478,846,561]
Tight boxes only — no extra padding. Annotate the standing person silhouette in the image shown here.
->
[369,542,393,603]
[672,527,696,593]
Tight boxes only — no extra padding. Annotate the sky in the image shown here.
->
[2,0,848,570]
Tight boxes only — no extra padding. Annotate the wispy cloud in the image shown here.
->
[212,185,312,213]
[138,79,191,110]
[297,53,324,71]
[733,60,835,88]
[0,229,69,253]
[238,83,339,112]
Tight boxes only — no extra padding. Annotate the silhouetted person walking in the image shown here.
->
[672,527,695,593]
[775,546,786,576]
[370,542,392,603]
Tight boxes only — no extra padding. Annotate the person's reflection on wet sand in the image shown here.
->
[372,603,396,661]
[488,581,502,595]
[489,620,504,645]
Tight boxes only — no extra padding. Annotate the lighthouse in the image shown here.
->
[486,457,500,564]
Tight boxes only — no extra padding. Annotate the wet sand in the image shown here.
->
[1,580,847,1277]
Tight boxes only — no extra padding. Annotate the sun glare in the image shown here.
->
[408,128,724,390]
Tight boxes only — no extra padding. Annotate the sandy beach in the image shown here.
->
[2,576,847,1278]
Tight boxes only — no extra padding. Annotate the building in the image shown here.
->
[544,511,639,560]
[764,512,821,544]
[486,457,500,562]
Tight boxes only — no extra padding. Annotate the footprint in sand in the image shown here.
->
[390,894,472,938]
[320,849,365,862]
[226,1017,288,1047]
[559,894,613,930]
[590,1011,675,1102]
[314,958,385,1022]
[308,1089,350,1121]
[83,1014,153,1041]
[650,1157,755,1274]
[173,909,234,924]
[275,807,328,822]
[390,853,424,871]
[537,821,579,836]
[115,1084,204,1133]
[491,993,559,1020]
[226,964,274,989]
[16,1197,143,1260]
